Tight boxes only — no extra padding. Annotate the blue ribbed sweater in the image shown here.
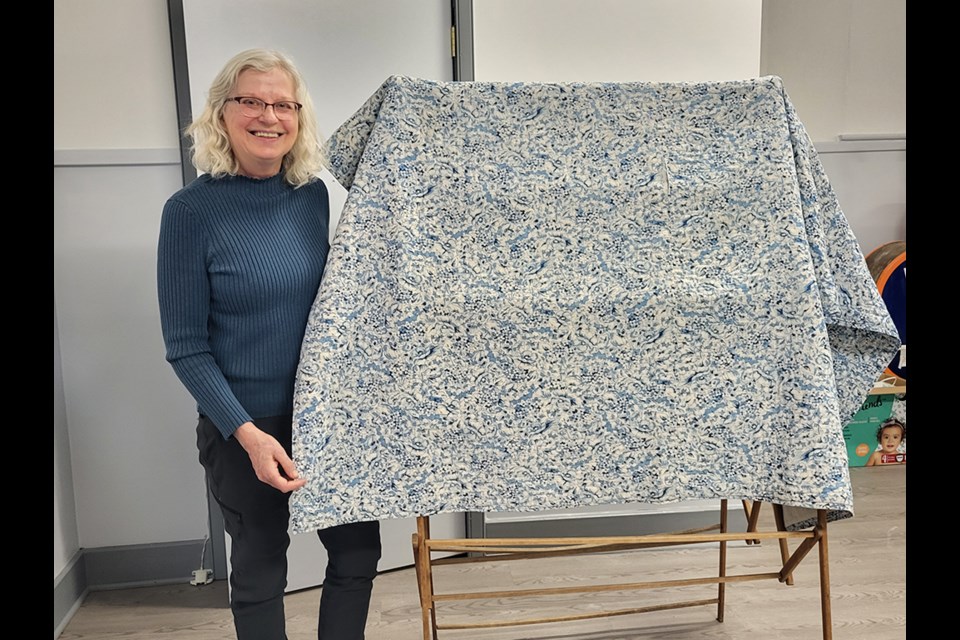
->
[157,173,330,439]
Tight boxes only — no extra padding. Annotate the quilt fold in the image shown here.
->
[290,76,899,533]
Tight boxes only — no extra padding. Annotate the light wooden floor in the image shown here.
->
[59,466,905,640]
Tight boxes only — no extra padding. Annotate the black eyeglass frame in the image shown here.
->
[224,96,303,118]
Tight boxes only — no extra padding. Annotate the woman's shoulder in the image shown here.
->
[300,175,329,195]
[161,175,233,230]
[291,175,330,205]
[165,174,217,205]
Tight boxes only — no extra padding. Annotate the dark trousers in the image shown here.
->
[197,414,381,640]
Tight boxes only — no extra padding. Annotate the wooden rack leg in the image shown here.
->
[414,516,436,640]
[717,499,727,622]
[411,532,429,640]
[817,510,833,640]
[773,504,795,586]
[742,500,762,545]
[424,517,439,636]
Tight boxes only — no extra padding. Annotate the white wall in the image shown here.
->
[760,0,906,143]
[817,149,906,254]
[54,301,79,579]
[761,0,906,253]
[473,0,762,83]
[54,0,206,583]
[54,0,180,150]
[54,161,205,550]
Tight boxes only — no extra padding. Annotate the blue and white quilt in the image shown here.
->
[290,76,900,533]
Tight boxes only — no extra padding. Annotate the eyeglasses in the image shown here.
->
[225,96,302,120]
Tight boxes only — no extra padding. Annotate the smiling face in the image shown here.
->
[223,67,299,178]
[879,426,904,453]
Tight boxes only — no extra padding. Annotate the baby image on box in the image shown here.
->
[866,418,906,466]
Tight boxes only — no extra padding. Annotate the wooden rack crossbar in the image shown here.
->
[412,501,833,639]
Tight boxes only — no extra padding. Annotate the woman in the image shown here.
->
[157,48,381,640]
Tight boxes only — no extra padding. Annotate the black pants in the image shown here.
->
[197,414,381,640]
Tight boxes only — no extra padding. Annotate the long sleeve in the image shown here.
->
[157,198,252,436]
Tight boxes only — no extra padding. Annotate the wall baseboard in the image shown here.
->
[53,538,211,638]
[814,138,906,154]
[53,551,86,639]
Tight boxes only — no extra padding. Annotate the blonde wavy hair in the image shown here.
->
[186,49,326,188]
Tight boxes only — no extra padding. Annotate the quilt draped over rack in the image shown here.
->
[290,76,900,533]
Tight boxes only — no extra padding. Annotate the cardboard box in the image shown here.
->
[843,392,906,467]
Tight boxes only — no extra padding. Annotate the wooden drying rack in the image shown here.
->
[411,500,834,639]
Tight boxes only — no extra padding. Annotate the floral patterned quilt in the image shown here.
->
[289,76,899,533]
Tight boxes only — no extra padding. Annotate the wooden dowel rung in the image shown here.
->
[426,530,812,552]
[427,541,733,556]
[429,544,601,554]
[430,538,728,565]
[436,598,720,630]
[432,571,781,602]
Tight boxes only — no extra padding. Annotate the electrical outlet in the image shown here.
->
[190,569,213,585]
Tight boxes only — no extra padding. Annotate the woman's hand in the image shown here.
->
[234,422,308,493]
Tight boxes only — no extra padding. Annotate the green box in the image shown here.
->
[843,394,896,467]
